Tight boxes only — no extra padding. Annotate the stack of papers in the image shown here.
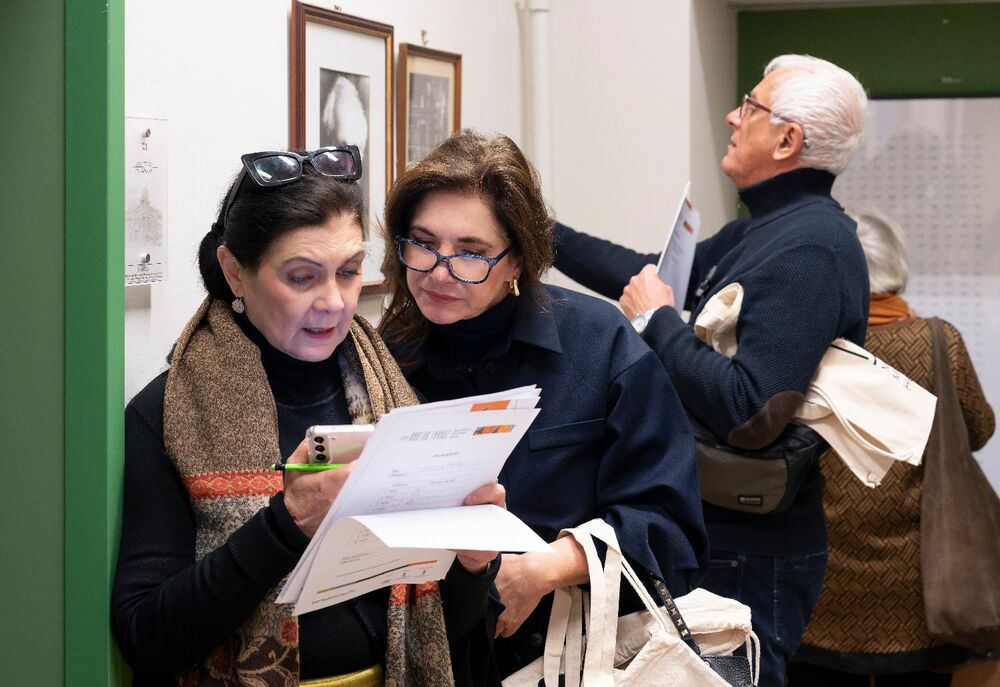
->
[277,386,551,615]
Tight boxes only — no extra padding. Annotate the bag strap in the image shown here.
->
[570,521,622,685]
[573,520,673,639]
[543,586,576,687]
[648,576,703,656]
[649,574,761,685]
[926,318,954,400]
[543,521,622,686]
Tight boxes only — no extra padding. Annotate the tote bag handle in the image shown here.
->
[548,521,675,684]
[542,520,622,687]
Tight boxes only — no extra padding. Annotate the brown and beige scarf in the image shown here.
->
[163,297,454,687]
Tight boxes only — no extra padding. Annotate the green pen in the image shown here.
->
[271,463,346,472]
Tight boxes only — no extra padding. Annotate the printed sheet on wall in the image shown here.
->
[833,97,1000,492]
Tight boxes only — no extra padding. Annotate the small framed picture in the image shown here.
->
[290,2,393,291]
[396,44,462,177]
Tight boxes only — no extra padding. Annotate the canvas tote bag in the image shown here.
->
[790,337,937,486]
[502,519,759,687]
[920,317,1000,650]
[693,284,937,488]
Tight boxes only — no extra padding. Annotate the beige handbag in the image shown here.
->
[501,520,759,686]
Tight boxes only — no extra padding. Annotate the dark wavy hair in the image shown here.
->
[377,130,554,349]
[198,161,366,300]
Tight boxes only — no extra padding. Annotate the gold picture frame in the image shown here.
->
[396,43,462,177]
[290,2,394,292]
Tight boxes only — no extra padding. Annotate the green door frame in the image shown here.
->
[65,0,126,684]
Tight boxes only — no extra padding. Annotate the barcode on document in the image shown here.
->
[401,430,451,442]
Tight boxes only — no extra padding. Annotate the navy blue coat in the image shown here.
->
[391,284,709,675]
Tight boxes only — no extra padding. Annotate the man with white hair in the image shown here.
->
[552,55,870,687]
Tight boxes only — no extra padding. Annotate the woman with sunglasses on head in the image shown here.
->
[112,147,505,687]
[379,130,709,679]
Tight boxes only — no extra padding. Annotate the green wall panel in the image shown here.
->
[65,0,126,685]
[0,3,67,686]
[739,4,1000,98]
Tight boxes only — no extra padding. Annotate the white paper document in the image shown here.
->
[298,506,549,611]
[278,386,550,615]
[655,181,701,313]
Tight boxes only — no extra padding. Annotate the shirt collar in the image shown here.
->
[508,288,563,354]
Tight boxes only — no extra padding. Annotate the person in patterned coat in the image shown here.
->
[788,212,996,687]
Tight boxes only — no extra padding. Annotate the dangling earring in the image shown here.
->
[508,277,520,297]
[231,297,245,314]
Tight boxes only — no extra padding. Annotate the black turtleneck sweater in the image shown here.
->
[424,292,518,382]
[553,168,869,556]
[112,313,497,685]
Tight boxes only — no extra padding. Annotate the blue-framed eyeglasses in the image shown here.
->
[395,236,511,284]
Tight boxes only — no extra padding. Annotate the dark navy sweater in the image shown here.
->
[553,168,869,556]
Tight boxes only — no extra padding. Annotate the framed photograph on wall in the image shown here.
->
[290,2,393,291]
[396,44,461,177]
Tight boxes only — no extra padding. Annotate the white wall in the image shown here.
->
[124,0,524,400]
[547,1,692,259]
[691,0,739,237]
[545,0,737,296]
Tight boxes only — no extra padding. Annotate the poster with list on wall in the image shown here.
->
[125,116,168,285]
[833,97,1000,491]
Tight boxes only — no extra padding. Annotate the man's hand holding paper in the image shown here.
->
[621,182,700,325]
[621,264,676,320]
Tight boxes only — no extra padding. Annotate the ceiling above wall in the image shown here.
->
[730,0,999,8]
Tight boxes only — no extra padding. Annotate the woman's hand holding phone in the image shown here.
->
[282,438,355,538]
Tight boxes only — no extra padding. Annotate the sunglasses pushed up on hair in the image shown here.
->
[221,146,363,225]
[241,146,362,186]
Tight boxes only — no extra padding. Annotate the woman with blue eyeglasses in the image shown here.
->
[111,147,506,687]
[378,130,709,679]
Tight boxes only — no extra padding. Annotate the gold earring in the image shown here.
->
[508,277,520,297]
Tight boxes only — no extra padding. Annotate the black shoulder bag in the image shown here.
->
[690,415,828,515]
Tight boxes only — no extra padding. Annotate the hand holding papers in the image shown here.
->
[278,386,550,615]
[654,181,701,314]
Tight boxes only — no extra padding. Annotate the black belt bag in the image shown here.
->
[691,417,828,515]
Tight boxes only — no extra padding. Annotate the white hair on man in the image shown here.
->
[764,54,868,176]
[322,75,368,158]
[852,210,909,294]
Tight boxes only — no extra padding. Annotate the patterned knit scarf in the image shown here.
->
[163,297,455,687]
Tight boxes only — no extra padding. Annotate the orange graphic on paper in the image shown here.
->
[473,425,514,435]
[471,400,511,411]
